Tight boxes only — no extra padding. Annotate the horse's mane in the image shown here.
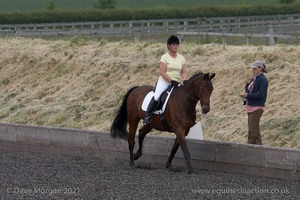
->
[183,71,205,85]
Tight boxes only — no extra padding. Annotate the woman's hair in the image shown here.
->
[167,35,180,45]
[262,64,267,73]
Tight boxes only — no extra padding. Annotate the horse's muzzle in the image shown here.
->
[201,105,210,114]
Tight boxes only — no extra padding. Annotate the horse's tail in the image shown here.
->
[110,86,138,140]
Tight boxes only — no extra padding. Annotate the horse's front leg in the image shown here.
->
[177,133,193,174]
[166,137,179,169]
[180,142,193,174]
[134,125,152,160]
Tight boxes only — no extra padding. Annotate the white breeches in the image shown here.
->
[153,78,170,101]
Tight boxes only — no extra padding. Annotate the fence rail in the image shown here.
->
[1,14,300,45]
[177,25,300,46]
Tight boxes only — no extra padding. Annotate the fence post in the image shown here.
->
[198,36,202,44]
[184,20,188,31]
[221,34,226,45]
[268,24,275,46]
[178,34,184,43]
[147,22,150,33]
[246,36,251,45]
[129,22,132,34]
[165,21,168,32]
[14,26,19,37]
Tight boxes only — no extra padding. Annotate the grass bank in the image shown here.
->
[0,37,299,148]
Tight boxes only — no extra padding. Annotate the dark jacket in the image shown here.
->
[245,73,268,107]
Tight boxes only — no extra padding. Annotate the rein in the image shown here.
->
[186,88,199,103]
[182,76,204,103]
[181,72,214,105]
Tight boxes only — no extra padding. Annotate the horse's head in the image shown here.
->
[199,73,215,114]
[184,72,215,114]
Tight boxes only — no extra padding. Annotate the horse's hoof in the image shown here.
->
[166,163,171,169]
[188,169,194,175]
[134,153,141,160]
[129,162,135,167]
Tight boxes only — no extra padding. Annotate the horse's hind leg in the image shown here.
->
[166,137,179,169]
[134,125,152,160]
[128,134,135,167]
[128,120,139,167]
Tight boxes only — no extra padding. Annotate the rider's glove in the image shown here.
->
[170,80,180,87]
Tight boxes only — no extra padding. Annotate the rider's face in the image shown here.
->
[168,43,179,52]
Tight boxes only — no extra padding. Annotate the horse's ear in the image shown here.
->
[204,73,209,79]
[210,73,215,80]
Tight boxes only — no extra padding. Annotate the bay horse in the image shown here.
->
[110,72,215,174]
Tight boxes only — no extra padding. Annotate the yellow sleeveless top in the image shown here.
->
[159,53,186,82]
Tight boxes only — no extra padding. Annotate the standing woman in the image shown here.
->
[143,35,188,125]
[240,60,268,145]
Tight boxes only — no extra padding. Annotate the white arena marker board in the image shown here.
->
[186,122,203,140]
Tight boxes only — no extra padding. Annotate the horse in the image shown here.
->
[110,72,215,174]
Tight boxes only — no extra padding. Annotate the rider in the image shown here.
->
[143,35,188,125]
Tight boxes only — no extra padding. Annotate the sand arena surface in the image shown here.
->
[1,152,299,199]
[0,38,299,148]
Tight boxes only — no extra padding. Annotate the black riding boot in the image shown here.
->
[143,97,159,125]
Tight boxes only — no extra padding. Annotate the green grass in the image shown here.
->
[0,0,92,12]
[1,0,300,12]
[117,0,299,9]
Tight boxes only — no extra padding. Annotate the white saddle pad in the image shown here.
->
[141,88,174,114]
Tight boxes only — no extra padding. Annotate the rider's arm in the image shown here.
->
[159,62,172,83]
[181,64,188,81]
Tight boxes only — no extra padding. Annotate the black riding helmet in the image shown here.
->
[167,35,180,45]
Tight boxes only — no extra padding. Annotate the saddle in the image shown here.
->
[141,85,175,114]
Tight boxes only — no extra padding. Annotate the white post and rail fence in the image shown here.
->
[1,14,300,45]
[177,24,300,46]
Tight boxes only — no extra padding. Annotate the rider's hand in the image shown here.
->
[170,80,180,87]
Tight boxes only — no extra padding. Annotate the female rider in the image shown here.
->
[144,35,188,125]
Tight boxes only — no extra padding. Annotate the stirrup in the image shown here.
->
[143,116,151,125]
